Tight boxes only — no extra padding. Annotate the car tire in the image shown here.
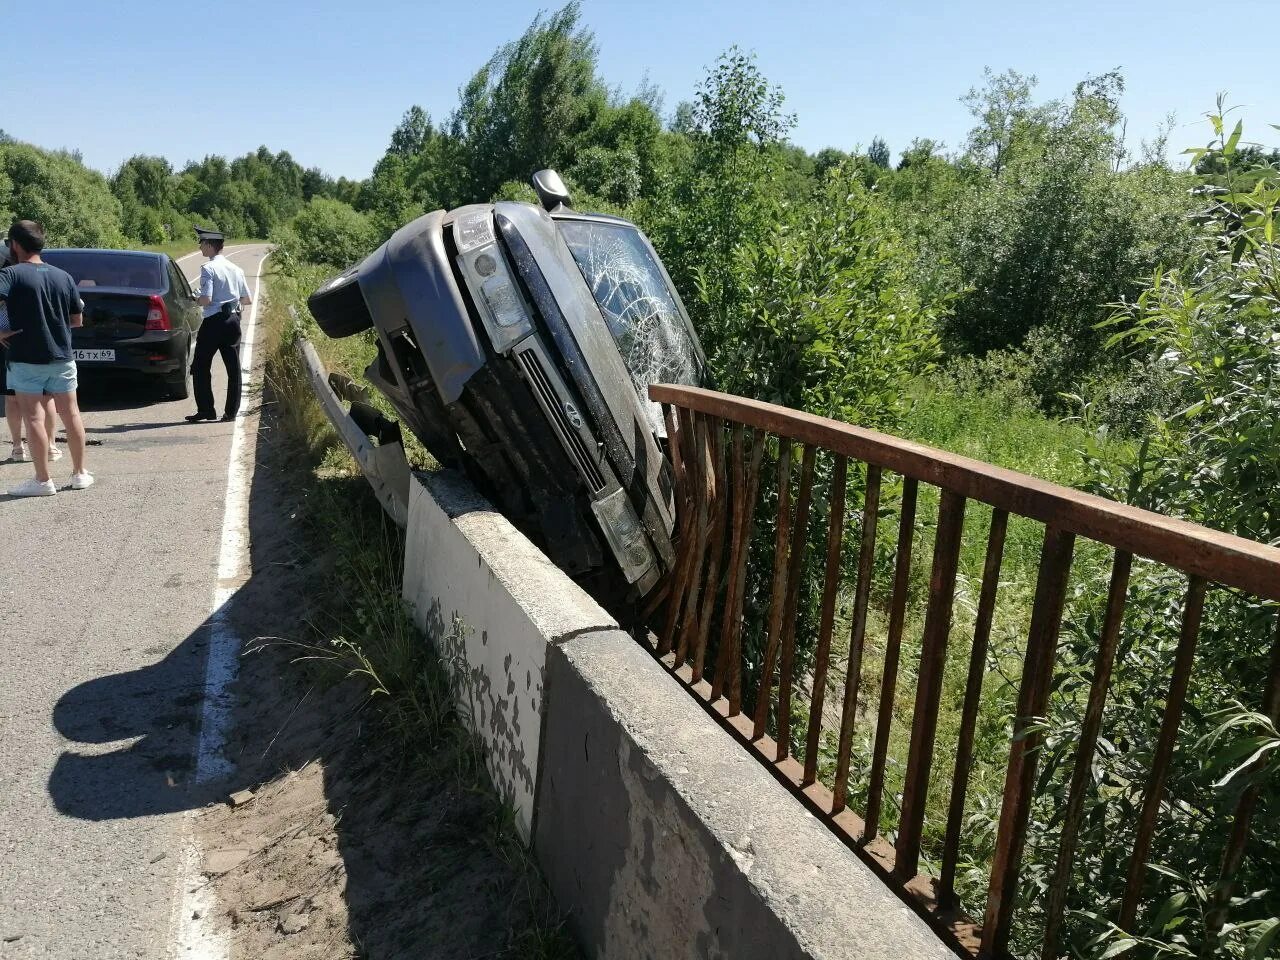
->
[166,348,191,400]
[307,266,374,339]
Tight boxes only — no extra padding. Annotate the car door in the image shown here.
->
[167,259,200,340]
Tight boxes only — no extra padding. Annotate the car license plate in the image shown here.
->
[73,349,115,362]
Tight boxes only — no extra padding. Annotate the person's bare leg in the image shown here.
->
[18,394,51,483]
[52,391,86,475]
[5,402,21,448]
[45,404,56,451]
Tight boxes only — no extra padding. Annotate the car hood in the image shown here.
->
[494,201,678,540]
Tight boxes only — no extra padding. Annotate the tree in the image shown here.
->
[388,106,432,158]
[1063,113,1280,959]
[868,136,890,169]
[0,142,125,247]
[112,155,175,210]
[961,67,1040,175]
[942,69,1196,393]
[448,2,606,200]
[641,46,795,353]
[813,147,851,179]
[565,145,641,206]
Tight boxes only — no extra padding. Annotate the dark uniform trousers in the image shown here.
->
[193,307,242,418]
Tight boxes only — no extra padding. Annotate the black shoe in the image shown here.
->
[185,412,218,423]
[220,413,236,422]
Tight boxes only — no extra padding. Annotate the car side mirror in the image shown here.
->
[532,169,571,212]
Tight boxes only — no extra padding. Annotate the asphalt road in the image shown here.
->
[0,245,271,959]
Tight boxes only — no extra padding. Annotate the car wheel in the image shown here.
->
[166,348,191,400]
[308,266,374,339]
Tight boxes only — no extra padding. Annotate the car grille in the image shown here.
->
[516,349,607,493]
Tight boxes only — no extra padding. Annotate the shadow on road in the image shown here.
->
[47,390,281,820]
[74,372,173,413]
[46,379,571,957]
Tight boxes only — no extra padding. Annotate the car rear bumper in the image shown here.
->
[72,332,189,376]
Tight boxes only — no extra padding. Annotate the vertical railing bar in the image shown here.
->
[691,419,730,684]
[802,454,849,786]
[659,404,694,656]
[1039,549,1132,959]
[831,464,883,812]
[675,413,713,666]
[777,445,818,761]
[711,423,747,702]
[864,477,919,841]
[1117,575,1208,931]
[938,508,1010,909]
[729,432,766,716]
[1200,612,1280,957]
[895,488,967,879]
[752,438,793,739]
[980,525,1076,958]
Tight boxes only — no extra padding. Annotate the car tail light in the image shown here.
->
[145,295,170,332]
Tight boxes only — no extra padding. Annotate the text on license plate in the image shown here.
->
[73,349,115,362]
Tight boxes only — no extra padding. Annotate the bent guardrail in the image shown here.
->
[298,337,411,528]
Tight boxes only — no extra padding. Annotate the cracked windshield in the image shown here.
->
[558,220,700,434]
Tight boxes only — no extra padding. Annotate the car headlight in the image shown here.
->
[455,212,532,353]
[591,488,655,584]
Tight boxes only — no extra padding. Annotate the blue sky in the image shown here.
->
[4,0,1277,181]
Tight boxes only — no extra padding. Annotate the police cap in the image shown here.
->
[194,225,224,243]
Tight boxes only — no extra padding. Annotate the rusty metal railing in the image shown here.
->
[646,384,1280,959]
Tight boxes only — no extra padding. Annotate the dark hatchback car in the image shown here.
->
[41,249,202,399]
[308,170,707,600]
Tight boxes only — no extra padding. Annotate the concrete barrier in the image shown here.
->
[403,470,952,959]
[402,470,616,837]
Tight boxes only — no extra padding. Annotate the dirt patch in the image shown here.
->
[185,393,576,959]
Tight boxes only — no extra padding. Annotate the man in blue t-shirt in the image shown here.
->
[0,220,93,496]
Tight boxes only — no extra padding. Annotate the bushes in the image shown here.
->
[0,142,125,247]
[941,74,1197,381]
[1035,115,1280,959]
[273,198,378,273]
[718,169,942,430]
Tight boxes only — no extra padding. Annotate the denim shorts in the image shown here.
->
[7,359,78,395]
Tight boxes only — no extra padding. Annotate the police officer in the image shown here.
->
[188,226,252,423]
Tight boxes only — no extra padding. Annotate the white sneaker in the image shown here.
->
[70,471,95,491]
[8,443,27,462]
[48,444,63,462]
[9,477,56,497]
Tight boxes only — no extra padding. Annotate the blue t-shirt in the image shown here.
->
[0,261,82,364]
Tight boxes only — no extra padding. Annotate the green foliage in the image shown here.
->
[449,2,605,200]
[112,155,192,243]
[640,47,795,339]
[1031,110,1280,960]
[867,136,891,170]
[565,144,641,206]
[0,141,125,247]
[716,169,942,430]
[942,71,1198,395]
[273,197,378,272]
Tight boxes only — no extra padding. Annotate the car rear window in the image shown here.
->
[41,251,165,291]
[558,220,700,434]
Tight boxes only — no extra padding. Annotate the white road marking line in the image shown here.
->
[168,246,269,960]
[176,245,257,288]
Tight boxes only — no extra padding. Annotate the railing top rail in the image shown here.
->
[651,384,1280,601]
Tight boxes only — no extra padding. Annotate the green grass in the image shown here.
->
[260,263,578,958]
[788,378,1130,911]
[899,379,1126,485]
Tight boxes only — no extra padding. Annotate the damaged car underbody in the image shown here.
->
[306,170,707,602]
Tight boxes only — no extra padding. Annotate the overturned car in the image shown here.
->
[307,171,707,600]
